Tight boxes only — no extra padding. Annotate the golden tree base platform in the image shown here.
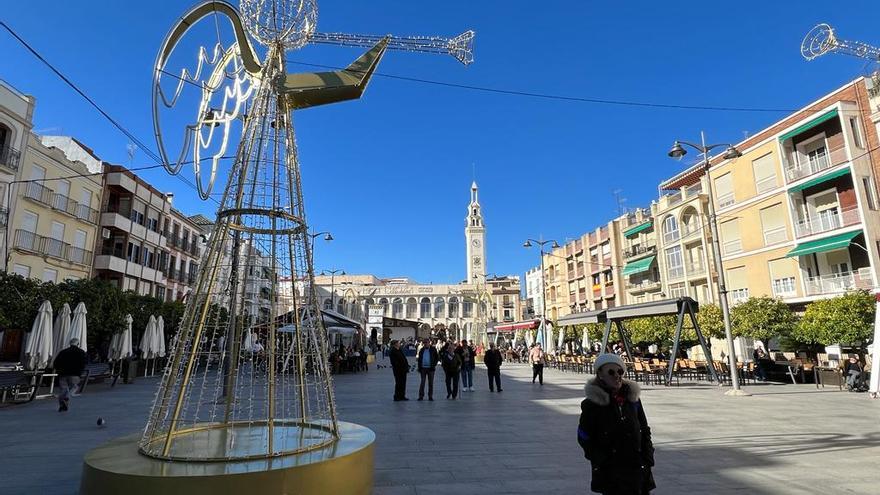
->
[80,421,375,495]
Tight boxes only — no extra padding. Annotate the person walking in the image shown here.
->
[529,342,546,385]
[441,342,462,399]
[484,342,503,392]
[457,339,476,392]
[388,340,409,401]
[417,338,439,400]
[578,353,655,494]
[53,338,88,412]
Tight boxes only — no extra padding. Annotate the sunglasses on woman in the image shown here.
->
[605,368,624,376]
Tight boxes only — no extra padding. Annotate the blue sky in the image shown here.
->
[3,1,880,284]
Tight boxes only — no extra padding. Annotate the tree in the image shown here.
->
[696,303,725,339]
[794,291,875,347]
[0,272,41,331]
[624,315,677,345]
[731,296,797,342]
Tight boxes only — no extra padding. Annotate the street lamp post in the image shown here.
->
[321,268,345,310]
[523,237,560,348]
[309,231,333,257]
[668,131,749,396]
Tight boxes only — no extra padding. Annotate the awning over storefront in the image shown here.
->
[786,230,861,258]
[557,309,607,326]
[622,255,656,276]
[778,108,838,142]
[789,167,851,193]
[493,319,540,333]
[623,221,653,238]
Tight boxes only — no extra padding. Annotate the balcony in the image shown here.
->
[685,261,706,275]
[771,277,797,298]
[0,144,21,172]
[624,243,656,260]
[626,280,661,293]
[784,145,847,183]
[729,288,750,305]
[23,182,53,205]
[804,268,872,296]
[13,229,93,266]
[716,192,735,209]
[667,266,684,280]
[51,193,99,224]
[662,230,680,244]
[794,207,859,238]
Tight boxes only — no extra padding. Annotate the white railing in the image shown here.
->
[626,280,661,292]
[666,191,683,206]
[771,277,797,298]
[667,266,684,280]
[763,225,788,245]
[722,239,742,255]
[663,230,680,244]
[686,262,705,274]
[784,146,847,182]
[804,268,873,296]
[729,288,750,305]
[794,207,860,237]
[717,192,735,209]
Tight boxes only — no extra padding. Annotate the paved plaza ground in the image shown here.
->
[2,358,879,494]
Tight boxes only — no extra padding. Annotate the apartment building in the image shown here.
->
[93,164,171,299]
[524,266,543,319]
[163,207,206,302]
[543,222,622,322]
[487,275,522,323]
[5,130,102,283]
[704,77,880,307]
[0,80,33,262]
[616,207,664,304]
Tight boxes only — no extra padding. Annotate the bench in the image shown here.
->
[78,363,114,393]
[0,370,41,403]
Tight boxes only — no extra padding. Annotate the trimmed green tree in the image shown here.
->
[730,296,797,342]
[793,290,875,347]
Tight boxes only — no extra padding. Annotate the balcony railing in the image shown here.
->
[717,192,735,209]
[763,225,788,245]
[626,280,661,292]
[729,288,750,305]
[167,234,180,248]
[667,266,684,280]
[771,277,797,298]
[784,145,847,183]
[667,191,683,207]
[662,230,680,244]
[0,144,22,172]
[49,193,100,224]
[685,262,706,275]
[14,229,92,266]
[804,268,873,296]
[23,182,52,205]
[794,207,859,238]
[722,239,742,255]
[624,243,656,259]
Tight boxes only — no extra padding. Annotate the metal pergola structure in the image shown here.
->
[600,297,720,385]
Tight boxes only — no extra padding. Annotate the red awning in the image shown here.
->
[492,320,540,333]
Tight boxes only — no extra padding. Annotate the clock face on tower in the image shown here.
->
[472,239,481,248]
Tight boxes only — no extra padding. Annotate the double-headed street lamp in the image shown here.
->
[523,238,560,348]
[668,131,748,396]
[321,268,345,310]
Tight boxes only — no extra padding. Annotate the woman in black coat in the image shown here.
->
[577,354,655,494]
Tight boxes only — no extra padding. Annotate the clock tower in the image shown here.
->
[465,181,486,284]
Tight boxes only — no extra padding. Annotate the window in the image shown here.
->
[725,266,749,304]
[420,297,431,317]
[70,229,88,264]
[433,297,445,318]
[54,180,71,210]
[715,173,734,208]
[752,153,777,194]
[601,242,611,256]
[662,215,679,243]
[668,282,686,298]
[47,221,66,258]
[448,296,459,317]
[127,242,141,262]
[21,209,38,235]
[406,297,417,318]
[13,264,30,278]
[666,246,683,279]
[759,204,788,246]
[768,258,798,298]
[391,298,403,318]
[850,117,864,149]
[863,176,878,210]
[462,297,473,317]
[42,268,58,283]
[29,164,46,182]
[720,219,742,254]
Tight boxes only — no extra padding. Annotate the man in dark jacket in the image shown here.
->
[388,340,409,401]
[441,342,462,399]
[484,342,503,392]
[53,338,88,412]
[578,353,655,494]
[416,338,439,401]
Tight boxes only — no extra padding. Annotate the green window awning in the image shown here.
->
[786,230,861,258]
[622,255,655,276]
[623,221,653,238]
[778,109,838,142]
[789,167,851,192]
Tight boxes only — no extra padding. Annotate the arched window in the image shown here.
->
[680,207,698,237]
[433,297,445,318]
[323,298,333,310]
[378,297,389,316]
[336,299,345,314]
[406,297,417,318]
[420,297,431,318]
[663,215,679,242]
[448,296,459,318]
[462,297,474,317]
[392,297,404,318]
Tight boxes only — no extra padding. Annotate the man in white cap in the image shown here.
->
[577,353,655,494]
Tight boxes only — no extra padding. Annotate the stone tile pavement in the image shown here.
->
[1,357,878,494]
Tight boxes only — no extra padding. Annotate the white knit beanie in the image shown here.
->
[594,353,626,373]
